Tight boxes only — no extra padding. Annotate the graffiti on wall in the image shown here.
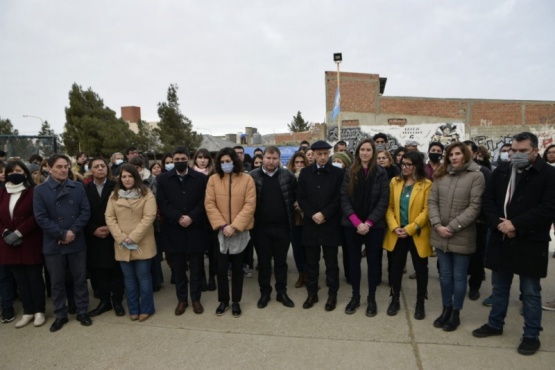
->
[470,135,513,162]
[328,123,465,153]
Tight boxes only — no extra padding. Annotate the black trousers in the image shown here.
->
[89,264,124,304]
[253,226,290,295]
[468,222,487,290]
[217,247,246,304]
[389,237,428,301]
[44,250,89,318]
[171,252,204,302]
[305,245,339,296]
[10,264,46,314]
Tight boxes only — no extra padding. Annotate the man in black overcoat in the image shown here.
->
[156,147,208,315]
[297,140,344,311]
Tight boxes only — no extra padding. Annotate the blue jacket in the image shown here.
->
[33,177,91,255]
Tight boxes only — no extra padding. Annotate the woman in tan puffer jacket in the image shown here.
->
[205,148,255,317]
[428,142,485,332]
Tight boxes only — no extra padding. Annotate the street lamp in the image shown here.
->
[22,114,45,127]
[333,53,342,140]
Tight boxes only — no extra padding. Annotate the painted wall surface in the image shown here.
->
[328,123,465,153]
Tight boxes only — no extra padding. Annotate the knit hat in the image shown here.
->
[332,152,352,168]
[27,163,40,174]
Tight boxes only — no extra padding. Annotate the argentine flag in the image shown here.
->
[330,87,340,121]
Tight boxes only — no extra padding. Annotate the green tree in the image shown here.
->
[63,83,137,157]
[0,117,18,134]
[288,111,311,132]
[38,120,64,156]
[155,84,201,153]
[134,120,161,156]
[0,117,34,159]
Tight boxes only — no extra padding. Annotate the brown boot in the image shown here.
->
[295,273,306,288]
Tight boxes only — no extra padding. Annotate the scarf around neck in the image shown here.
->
[118,188,141,199]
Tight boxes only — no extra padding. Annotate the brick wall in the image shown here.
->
[121,106,141,123]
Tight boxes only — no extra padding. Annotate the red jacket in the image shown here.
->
[0,187,44,265]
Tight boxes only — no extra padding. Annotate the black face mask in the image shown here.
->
[428,153,442,163]
[174,162,188,172]
[7,173,26,185]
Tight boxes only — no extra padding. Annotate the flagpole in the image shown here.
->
[333,53,342,141]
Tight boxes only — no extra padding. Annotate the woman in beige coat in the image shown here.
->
[205,148,255,317]
[105,164,157,322]
[428,142,485,332]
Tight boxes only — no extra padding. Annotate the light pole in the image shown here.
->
[333,53,342,140]
[22,114,45,129]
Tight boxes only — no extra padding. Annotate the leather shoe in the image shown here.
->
[113,302,126,317]
[303,294,319,309]
[49,317,68,332]
[232,302,241,317]
[192,301,204,314]
[257,294,271,309]
[276,293,294,308]
[175,301,188,316]
[325,295,337,312]
[76,313,92,326]
[88,301,112,317]
[366,299,377,317]
[216,302,229,316]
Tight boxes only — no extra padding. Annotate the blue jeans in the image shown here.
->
[120,260,155,315]
[436,249,471,309]
[488,270,543,339]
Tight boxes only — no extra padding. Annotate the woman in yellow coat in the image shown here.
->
[384,151,433,320]
[105,164,157,322]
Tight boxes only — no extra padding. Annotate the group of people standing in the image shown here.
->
[0,130,554,356]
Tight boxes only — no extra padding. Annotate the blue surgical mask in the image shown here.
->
[165,163,174,171]
[221,162,234,173]
[499,152,510,162]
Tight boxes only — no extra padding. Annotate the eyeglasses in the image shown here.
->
[401,163,414,167]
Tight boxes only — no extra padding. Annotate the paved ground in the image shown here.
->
[1,243,554,369]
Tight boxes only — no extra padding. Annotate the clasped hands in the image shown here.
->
[179,215,193,228]
[498,218,516,238]
[2,229,23,246]
[312,212,325,225]
[58,230,76,245]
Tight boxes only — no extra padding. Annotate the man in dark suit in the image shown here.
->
[156,146,208,315]
[33,154,91,332]
[249,146,297,309]
[297,140,344,311]
[473,132,555,356]
[84,157,125,317]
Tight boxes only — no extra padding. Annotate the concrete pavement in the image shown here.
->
[1,244,554,369]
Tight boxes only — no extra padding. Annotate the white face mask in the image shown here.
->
[115,159,123,165]
[332,162,343,169]
[499,152,510,162]
[84,165,89,172]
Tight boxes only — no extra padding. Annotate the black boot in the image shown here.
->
[443,309,460,332]
[414,300,425,320]
[433,306,452,328]
[386,296,400,316]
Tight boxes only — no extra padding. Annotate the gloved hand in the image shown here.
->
[3,230,23,246]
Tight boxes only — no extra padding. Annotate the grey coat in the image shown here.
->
[428,161,485,254]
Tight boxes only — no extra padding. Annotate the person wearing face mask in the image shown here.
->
[110,152,125,177]
[205,148,255,317]
[161,153,174,173]
[332,151,352,170]
[473,132,555,356]
[72,152,88,176]
[157,147,209,316]
[373,133,388,153]
[0,160,46,328]
[251,154,263,170]
[425,142,444,181]
[494,143,512,169]
[476,146,493,171]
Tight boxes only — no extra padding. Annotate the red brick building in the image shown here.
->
[325,72,555,154]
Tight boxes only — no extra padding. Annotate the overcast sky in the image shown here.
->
[1,0,554,137]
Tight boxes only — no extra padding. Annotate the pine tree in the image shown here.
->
[135,120,161,156]
[288,111,311,132]
[38,120,63,156]
[63,83,137,157]
[155,84,201,153]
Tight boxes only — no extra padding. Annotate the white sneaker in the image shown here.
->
[34,312,46,327]
[542,300,555,311]
[15,314,34,329]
